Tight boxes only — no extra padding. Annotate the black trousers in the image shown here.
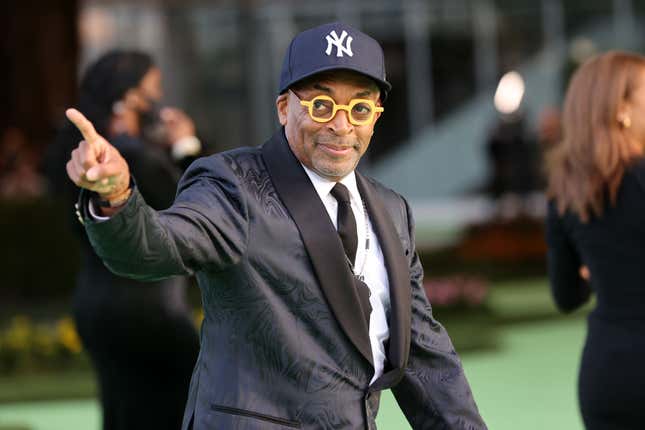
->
[73,271,199,430]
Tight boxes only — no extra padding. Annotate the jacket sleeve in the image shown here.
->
[391,198,487,430]
[80,155,249,281]
[545,201,591,312]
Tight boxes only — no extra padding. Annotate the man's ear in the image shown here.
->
[276,93,289,126]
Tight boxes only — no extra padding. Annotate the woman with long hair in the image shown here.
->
[546,51,645,429]
[47,50,200,430]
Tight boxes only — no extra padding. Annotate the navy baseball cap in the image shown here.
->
[278,22,391,101]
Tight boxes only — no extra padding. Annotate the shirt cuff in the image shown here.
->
[87,198,111,221]
[172,135,201,160]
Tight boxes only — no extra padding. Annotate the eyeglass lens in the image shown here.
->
[310,98,374,123]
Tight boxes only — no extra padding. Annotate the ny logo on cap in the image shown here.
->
[325,30,353,57]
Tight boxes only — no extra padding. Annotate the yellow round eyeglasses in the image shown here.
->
[291,90,384,126]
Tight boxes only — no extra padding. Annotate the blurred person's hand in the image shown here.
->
[65,108,131,209]
[161,107,196,144]
[579,265,590,281]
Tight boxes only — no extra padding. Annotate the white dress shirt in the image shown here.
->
[301,165,391,385]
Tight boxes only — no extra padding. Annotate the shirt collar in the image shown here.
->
[301,163,361,203]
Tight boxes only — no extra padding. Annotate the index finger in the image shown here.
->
[66,108,100,143]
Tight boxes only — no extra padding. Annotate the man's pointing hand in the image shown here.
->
[65,108,131,206]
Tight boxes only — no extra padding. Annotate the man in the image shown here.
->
[66,22,486,430]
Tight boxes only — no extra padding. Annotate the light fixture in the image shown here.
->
[494,71,525,115]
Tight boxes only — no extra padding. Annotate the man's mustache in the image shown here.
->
[314,136,360,149]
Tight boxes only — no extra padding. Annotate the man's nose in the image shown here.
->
[327,108,354,135]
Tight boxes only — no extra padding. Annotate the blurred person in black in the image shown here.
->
[485,114,540,198]
[46,50,200,430]
[545,51,645,430]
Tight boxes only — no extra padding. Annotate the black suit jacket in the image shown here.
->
[79,128,485,429]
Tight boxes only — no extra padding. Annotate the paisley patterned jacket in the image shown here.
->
[79,128,486,430]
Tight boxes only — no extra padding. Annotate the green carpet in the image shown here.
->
[0,316,587,430]
[373,316,586,429]
[0,400,99,430]
[461,317,586,430]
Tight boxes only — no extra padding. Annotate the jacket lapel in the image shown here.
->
[261,129,373,367]
[356,172,411,378]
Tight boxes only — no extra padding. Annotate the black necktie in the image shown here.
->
[330,183,358,265]
[331,183,371,329]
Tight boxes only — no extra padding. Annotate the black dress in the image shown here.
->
[546,159,645,430]
[48,131,200,430]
